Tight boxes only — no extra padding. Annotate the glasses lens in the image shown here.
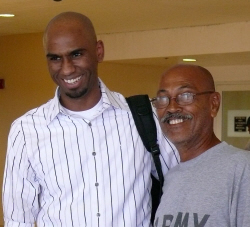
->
[178,93,194,105]
[154,96,169,108]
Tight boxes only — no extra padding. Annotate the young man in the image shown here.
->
[152,64,250,226]
[2,12,179,227]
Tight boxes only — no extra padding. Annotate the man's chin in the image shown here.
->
[66,89,87,99]
[167,135,184,145]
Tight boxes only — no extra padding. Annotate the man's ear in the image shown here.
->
[96,40,104,62]
[210,92,221,118]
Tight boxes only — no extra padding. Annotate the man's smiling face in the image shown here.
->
[45,27,101,100]
[156,66,217,147]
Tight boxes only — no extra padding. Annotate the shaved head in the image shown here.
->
[42,12,104,111]
[43,12,97,48]
[160,64,215,92]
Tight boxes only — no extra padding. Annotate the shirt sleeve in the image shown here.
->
[2,121,40,226]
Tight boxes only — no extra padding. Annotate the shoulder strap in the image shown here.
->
[126,94,164,193]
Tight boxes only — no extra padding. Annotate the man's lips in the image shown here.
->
[161,113,192,124]
[64,75,82,84]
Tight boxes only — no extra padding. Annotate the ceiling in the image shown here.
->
[1,0,250,67]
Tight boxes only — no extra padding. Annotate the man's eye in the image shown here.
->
[72,52,82,58]
[48,56,61,61]
[158,96,169,103]
[180,92,192,98]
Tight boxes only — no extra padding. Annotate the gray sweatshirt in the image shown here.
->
[154,142,250,227]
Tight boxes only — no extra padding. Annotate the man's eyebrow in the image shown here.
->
[46,48,86,58]
[70,48,86,55]
[46,52,61,58]
[157,89,167,95]
[71,48,85,53]
[157,85,194,95]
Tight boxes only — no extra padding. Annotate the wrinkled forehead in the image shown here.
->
[159,68,207,92]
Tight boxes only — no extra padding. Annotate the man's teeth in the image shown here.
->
[64,76,82,84]
[169,119,184,125]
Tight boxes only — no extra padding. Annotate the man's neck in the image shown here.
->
[177,136,221,162]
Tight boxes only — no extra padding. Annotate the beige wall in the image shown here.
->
[100,21,250,61]
[98,62,165,97]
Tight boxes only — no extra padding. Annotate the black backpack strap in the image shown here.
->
[126,95,164,223]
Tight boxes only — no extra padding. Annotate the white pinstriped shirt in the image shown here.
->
[3,79,179,227]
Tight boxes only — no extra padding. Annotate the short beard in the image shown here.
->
[65,88,88,99]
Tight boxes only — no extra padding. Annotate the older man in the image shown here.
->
[152,64,250,227]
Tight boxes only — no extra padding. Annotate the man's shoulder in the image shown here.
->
[110,90,126,101]
[215,142,250,165]
[103,87,129,110]
[11,99,54,126]
[220,142,250,154]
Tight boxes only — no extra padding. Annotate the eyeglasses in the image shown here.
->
[151,91,214,109]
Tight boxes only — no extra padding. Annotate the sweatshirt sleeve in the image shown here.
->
[231,156,250,226]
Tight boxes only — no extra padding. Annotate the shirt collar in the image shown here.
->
[46,78,129,125]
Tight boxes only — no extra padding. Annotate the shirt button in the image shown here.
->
[88,122,92,126]
[95,183,99,186]
[92,152,96,156]
[97,213,101,217]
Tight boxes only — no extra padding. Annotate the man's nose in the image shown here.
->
[61,58,75,76]
[166,97,182,112]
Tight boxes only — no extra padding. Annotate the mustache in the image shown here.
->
[160,113,192,123]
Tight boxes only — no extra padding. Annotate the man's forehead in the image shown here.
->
[158,75,202,94]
